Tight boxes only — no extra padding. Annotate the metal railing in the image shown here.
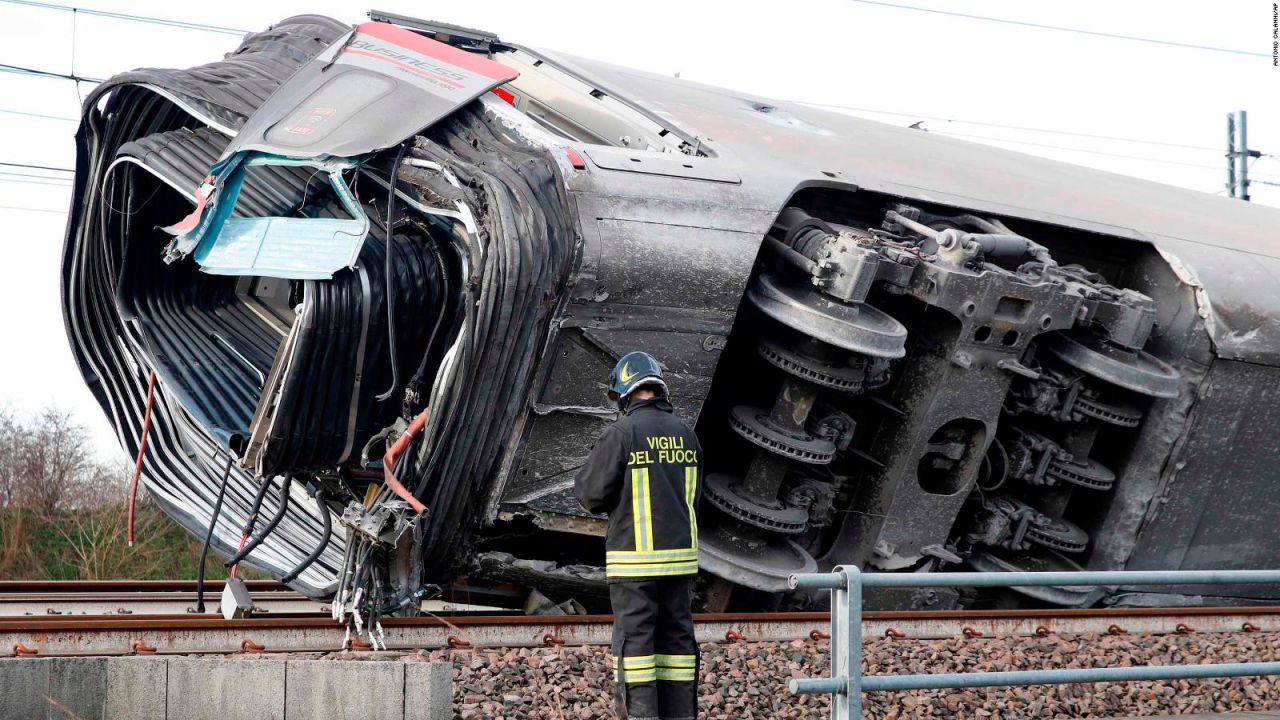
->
[789,566,1280,720]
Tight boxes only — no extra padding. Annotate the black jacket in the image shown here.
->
[574,397,703,581]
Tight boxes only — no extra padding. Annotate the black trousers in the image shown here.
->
[610,576,698,720]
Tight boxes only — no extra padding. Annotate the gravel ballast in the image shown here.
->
[417,631,1280,719]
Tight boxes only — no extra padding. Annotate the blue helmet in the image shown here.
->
[608,351,667,402]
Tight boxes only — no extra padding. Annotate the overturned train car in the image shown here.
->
[63,13,1280,615]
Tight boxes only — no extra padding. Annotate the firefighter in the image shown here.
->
[575,351,703,720]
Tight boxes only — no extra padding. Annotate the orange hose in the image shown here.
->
[127,371,157,547]
[382,409,429,514]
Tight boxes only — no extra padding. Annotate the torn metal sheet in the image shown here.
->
[165,21,518,279]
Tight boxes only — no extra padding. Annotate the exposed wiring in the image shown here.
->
[281,490,331,584]
[228,479,274,578]
[383,408,430,514]
[224,476,294,568]
[126,370,156,547]
[194,455,234,614]
[376,143,410,402]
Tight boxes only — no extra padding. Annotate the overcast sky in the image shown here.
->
[1,0,1277,459]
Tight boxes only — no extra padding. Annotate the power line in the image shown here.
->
[0,176,73,187]
[931,129,1280,179]
[0,63,103,84]
[845,0,1267,58]
[794,101,1222,152]
[0,170,73,183]
[0,107,77,122]
[0,0,248,36]
[0,205,66,214]
[0,161,75,173]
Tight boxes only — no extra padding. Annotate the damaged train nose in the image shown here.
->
[64,16,576,615]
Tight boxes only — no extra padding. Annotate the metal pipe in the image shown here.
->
[761,234,819,275]
[885,210,942,242]
[792,569,1280,589]
[842,565,862,720]
[856,569,1280,588]
[857,661,1280,692]
[790,571,846,590]
[1238,110,1251,202]
[789,566,1280,719]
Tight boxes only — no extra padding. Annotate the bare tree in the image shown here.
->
[0,405,222,581]
[0,405,17,507]
[3,407,93,513]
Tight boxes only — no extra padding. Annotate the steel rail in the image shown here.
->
[6,604,1280,657]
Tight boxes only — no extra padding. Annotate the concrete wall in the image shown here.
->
[0,656,451,720]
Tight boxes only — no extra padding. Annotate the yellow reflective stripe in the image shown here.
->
[656,668,697,681]
[616,655,656,669]
[631,468,645,551]
[622,670,656,683]
[606,561,699,578]
[631,468,653,552]
[607,548,698,563]
[684,465,698,550]
[640,467,653,550]
[655,654,697,667]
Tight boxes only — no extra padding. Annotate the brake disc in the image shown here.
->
[987,496,1090,554]
[1072,390,1143,427]
[703,473,809,534]
[757,337,870,394]
[1045,454,1116,491]
[729,405,836,465]
[747,272,907,359]
[1024,513,1090,554]
[1044,333,1180,398]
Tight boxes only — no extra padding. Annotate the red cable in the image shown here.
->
[383,409,429,514]
[230,532,249,578]
[127,371,157,547]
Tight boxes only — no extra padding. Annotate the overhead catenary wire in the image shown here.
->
[0,175,73,187]
[0,107,77,122]
[0,204,65,214]
[924,129,1280,180]
[0,62,103,84]
[844,0,1267,58]
[0,0,249,36]
[0,161,75,173]
[792,101,1223,153]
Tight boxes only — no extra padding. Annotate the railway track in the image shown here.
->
[5,582,1280,657]
[0,580,499,618]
